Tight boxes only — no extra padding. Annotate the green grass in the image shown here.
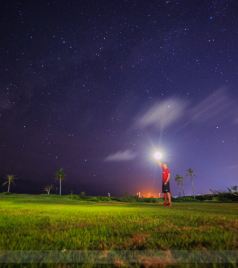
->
[0,194,237,266]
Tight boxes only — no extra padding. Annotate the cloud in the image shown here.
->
[104,150,136,162]
[135,98,187,130]
[134,88,238,135]
[227,163,238,170]
[190,88,234,122]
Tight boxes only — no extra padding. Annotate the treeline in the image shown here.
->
[50,192,238,202]
[69,192,238,202]
[42,189,238,202]
[174,193,238,202]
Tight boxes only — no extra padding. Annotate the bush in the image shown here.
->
[111,196,138,202]
[173,196,199,202]
[138,198,162,203]
[87,196,98,202]
[67,194,82,200]
[1,192,12,195]
[212,196,219,202]
[89,196,111,202]
[175,193,238,202]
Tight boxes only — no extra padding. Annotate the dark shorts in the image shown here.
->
[162,182,170,193]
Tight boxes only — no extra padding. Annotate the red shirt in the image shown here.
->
[162,166,170,183]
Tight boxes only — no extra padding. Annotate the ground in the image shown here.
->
[0,194,237,267]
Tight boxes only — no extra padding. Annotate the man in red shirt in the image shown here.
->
[158,162,172,207]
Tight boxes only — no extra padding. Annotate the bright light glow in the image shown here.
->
[153,151,163,161]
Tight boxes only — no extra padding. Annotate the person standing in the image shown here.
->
[158,162,172,207]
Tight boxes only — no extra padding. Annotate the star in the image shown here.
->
[0,0,237,196]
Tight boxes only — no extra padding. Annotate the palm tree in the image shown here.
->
[228,186,238,196]
[3,175,15,193]
[55,168,65,195]
[186,168,195,199]
[175,174,184,197]
[44,185,53,195]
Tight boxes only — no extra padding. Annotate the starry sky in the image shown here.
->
[0,0,237,196]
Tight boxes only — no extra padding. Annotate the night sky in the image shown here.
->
[0,0,238,196]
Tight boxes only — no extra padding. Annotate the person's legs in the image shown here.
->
[164,192,167,206]
[167,192,172,206]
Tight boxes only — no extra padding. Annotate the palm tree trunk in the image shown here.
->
[192,179,195,199]
[59,179,61,195]
[7,182,10,193]
[178,183,181,197]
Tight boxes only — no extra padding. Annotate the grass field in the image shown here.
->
[0,194,237,266]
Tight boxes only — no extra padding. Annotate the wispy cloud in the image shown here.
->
[104,150,136,162]
[190,88,234,123]
[134,88,238,136]
[227,163,238,170]
[135,98,187,130]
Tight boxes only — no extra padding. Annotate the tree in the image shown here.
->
[175,174,184,197]
[3,175,16,193]
[228,186,238,196]
[44,185,53,195]
[186,168,195,199]
[55,168,65,195]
